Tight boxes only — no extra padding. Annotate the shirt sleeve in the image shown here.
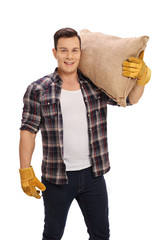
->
[20,84,41,133]
[126,96,132,106]
[106,95,118,106]
[106,94,132,106]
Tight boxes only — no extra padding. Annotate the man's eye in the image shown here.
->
[61,49,66,52]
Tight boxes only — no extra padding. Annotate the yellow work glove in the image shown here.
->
[122,51,151,86]
[19,166,46,199]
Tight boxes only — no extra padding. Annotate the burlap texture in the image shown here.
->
[78,29,149,106]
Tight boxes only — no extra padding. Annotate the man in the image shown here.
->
[19,28,151,240]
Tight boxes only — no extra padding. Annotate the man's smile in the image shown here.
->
[64,61,74,66]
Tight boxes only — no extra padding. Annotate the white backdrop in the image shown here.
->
[0,0,159,239]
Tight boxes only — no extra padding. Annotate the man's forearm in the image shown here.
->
[19,130,36,169]
[128,83,145,105]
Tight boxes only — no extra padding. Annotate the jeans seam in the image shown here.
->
[78,194,94,239]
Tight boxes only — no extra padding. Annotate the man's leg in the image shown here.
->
[42,176,77,240]
[75,168,110,240]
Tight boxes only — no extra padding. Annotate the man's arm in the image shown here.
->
[128,84,145,105]
[19,84,46,199]
[123,50,151,105]
[19,130,36,169]
[19,130,46,199]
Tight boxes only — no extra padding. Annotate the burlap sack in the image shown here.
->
[78,29,149,106]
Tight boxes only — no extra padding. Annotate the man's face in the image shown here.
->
[53,36,81,76]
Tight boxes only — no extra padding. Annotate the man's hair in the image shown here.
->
[54,27,81,50]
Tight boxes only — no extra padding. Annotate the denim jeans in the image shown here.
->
[42,167,110,240]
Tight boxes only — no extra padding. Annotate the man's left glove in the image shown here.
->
[19,166,46,199]
[122,50,151,86]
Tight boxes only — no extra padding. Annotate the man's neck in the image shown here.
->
[57,69,80,91]
[57,69,78,83]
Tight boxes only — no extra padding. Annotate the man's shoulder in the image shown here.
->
[30,73,54,91]
[23,73,56,100]
[79,70,100,93]
[79,71,97,87]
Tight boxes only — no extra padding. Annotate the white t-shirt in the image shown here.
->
[60,89,91,171]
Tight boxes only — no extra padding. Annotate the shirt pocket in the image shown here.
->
[87,96,99,127]
[41,100,58,119]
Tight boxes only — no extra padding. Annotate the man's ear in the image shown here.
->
[52,48,57,59]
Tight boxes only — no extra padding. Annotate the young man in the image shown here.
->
[19,28,151,240]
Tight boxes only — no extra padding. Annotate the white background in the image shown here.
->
[0,0,159,239]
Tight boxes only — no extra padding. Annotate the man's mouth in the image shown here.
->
[64,62,74,66]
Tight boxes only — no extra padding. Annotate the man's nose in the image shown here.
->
[66,51,73,59]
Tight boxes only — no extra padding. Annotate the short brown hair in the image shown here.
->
[54,27,81,50]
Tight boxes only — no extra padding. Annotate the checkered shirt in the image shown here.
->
[20,68,130,184]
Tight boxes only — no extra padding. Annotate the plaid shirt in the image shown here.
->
[20,68,130,184]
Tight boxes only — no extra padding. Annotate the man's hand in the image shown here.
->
[19,166,46,199]
[122,51,151,86]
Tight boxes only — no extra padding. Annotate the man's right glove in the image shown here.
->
[19,166,46,199]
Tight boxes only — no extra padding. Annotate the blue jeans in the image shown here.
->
[42,167,110,240]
